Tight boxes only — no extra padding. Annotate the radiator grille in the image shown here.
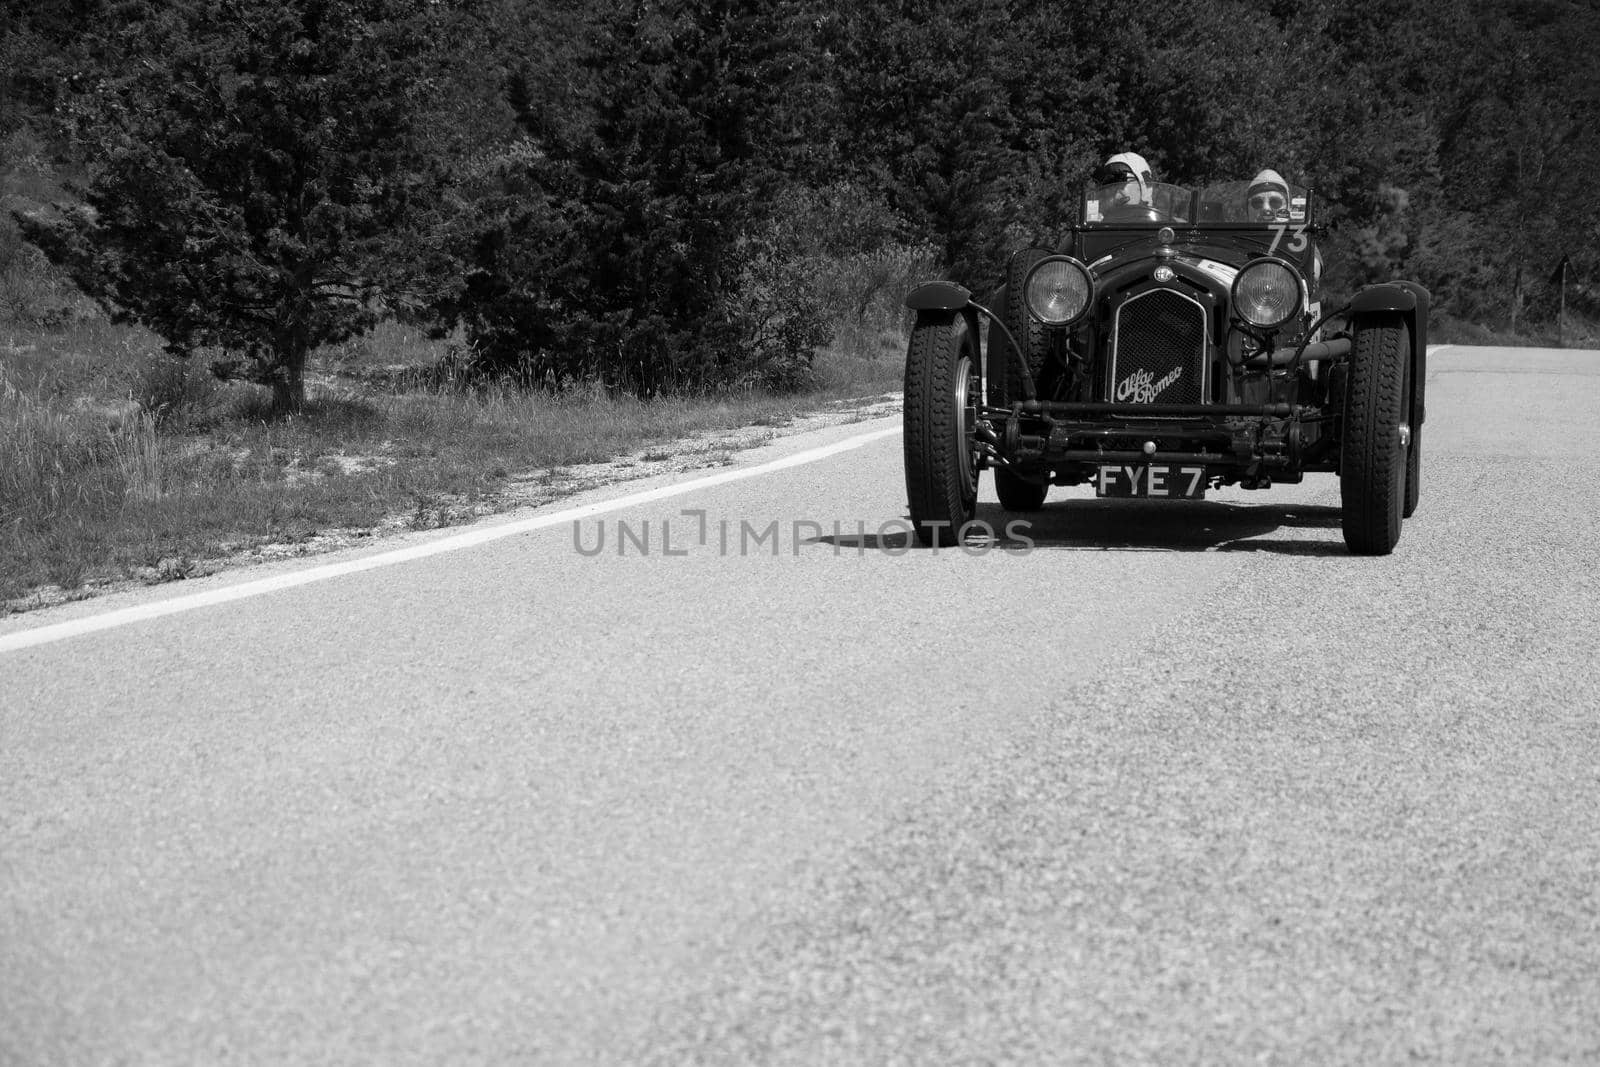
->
[1110,290,1206,404]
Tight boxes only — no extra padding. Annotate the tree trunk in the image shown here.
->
[270,342,308,415]
[268,270,316,415]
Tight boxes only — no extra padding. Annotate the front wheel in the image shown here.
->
[904,310,980,545]
[1340,312,1409,555]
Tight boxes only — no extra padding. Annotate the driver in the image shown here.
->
[1245,169,1290,221]
[1094,151,1156,207]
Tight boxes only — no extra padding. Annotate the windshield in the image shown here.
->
[1084,180,1194,224]
[1194,180,1309,224]
[1083,179,1311,226]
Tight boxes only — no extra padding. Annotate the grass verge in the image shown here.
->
[2,318,907,613]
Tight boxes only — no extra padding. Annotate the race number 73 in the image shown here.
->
[1269,224,1308,254]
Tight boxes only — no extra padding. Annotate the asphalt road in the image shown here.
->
[3,344,1598,1065]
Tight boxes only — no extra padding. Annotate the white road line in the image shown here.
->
[1,424,903,654]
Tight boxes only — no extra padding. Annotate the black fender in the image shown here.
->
[1350,282,1417,315]
[905,281,972,312]
[1352,282,1429,428]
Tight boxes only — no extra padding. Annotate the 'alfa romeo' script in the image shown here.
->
[1116,365,1183,403]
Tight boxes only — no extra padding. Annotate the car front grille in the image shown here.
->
[1109,290,1207,404]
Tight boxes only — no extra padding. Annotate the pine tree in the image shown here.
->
[13,0,473,412]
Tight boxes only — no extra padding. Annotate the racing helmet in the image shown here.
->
[1246,169,1289,220]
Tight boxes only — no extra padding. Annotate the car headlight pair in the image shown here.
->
[1023,254,1305,330]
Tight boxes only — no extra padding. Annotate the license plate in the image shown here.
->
[1095,464,1206,498]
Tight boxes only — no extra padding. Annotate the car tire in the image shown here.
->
[1340,311,1408,555]
[992,247,1050,410]
[994,467,1049,511]
[904,310,979,546]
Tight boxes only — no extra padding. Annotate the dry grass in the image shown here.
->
[1,313,906,609]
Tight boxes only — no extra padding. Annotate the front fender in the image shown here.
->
[1350,283,1417,315]
[1352,282,1430,427]
[905,281,972,312]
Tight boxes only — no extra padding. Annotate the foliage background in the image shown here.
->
[4,0,1599,398]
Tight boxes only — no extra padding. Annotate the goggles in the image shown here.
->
[1249,192,1287,212]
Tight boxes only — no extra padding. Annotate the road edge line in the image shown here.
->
[1,424,903,654]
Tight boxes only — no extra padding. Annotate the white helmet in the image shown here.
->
[1102,151,1155,201]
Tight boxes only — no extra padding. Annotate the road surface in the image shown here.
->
[3,344,1598,1064]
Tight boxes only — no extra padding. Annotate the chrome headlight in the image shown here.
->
[1024,256,1094,326]
[1231,257,1303,330]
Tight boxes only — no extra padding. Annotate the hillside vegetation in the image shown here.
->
[5,0,1598,387]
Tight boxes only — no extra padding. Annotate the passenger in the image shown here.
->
[1245,169,1290,222]
[1094,151,1156,208]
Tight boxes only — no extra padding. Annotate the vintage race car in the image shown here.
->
[902,175,1429,554]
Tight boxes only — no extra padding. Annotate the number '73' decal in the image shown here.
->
[1269,224,1308,254]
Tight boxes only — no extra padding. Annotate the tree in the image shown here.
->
[441,0,832,394]
[14,0,474,412]
[825,0,1123,289]
[1432,0,1600,327]
[1112,0,1309,182]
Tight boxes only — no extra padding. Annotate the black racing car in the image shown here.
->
[902,175,1428,555]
